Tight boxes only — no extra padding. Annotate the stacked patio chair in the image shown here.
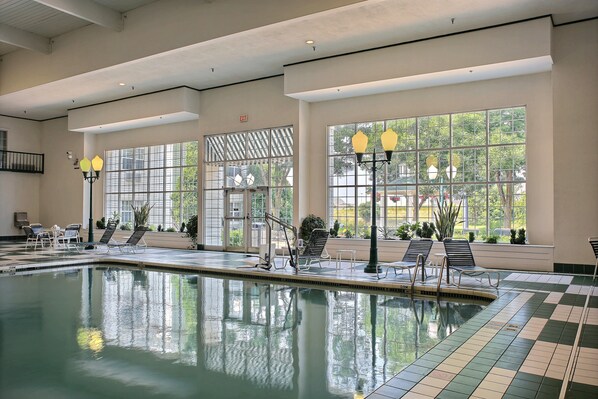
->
[589,237,598,280]
[56,223,81,250]
[380,239,434,283]
[107,227,148,254]
[439,239,500,288]
[22,225,38,249]
[25,223,52,249]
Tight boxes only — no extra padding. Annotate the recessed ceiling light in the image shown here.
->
[305,40,315,45]
[119,82,126,86]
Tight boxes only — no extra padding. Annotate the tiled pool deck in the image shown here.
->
[0,242,596,399]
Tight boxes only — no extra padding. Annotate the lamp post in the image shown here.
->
[80,155,104,249]
[426,154,459,205]
[351,128,398,273]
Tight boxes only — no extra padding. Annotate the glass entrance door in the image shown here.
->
[224,187,269,252]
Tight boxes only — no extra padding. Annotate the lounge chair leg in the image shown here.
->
[436,258,446,290]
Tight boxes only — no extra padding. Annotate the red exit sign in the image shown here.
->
[240,114,248,123]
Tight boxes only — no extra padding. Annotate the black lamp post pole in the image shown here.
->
[87,176,94,246]
[368,155,380,273]
[83,172,100,249]
[358,151,390,274]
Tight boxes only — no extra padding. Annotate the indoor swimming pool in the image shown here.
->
[0,265,486,398]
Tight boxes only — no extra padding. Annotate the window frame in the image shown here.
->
[104,141,198,230]
[327,107,527,240]
[203,126,294,247]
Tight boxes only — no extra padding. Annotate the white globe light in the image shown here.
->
[427,165,438,180]
[234,174,243,186]
[246,173,255,186]
[446,165,457,179]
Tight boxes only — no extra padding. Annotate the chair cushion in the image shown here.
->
[451,265,487,272]
[384,261,417,268]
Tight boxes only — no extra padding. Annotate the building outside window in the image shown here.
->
[327,107,526,241]
[104,141,198,230]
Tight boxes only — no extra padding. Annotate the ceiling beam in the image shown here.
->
[0,23,50,54]
[33,0,123,32]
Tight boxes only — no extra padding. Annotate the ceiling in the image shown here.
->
[0,0,597,121]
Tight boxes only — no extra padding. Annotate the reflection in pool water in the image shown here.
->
[0,266,485,398]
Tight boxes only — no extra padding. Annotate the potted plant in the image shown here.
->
[510,228,526,244]
[96,217,106,229]
[433,199,462,241]
[416,222,436,239]
[131,203,153,230]
[185,215,198,249]
[484,235,499,244]
[108,211,120,228]
[299,214,326,241]
[329,220,340,238]
[378,226,396,240]
[396,222,418,240]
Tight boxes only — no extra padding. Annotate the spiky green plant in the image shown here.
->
[433,199,462,241]
[132,203,154,230]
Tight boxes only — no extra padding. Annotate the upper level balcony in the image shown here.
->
[0,150,44,174]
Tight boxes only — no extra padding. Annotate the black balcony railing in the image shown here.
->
[0,150,44,174]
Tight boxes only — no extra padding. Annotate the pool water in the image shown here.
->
[0,266,485,398]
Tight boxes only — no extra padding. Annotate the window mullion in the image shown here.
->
[486,110,490,235]
[415,117,419,223]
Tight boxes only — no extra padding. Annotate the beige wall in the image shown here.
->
[0,116,42,235]
[39,118,86,229]
[552,20,598,265]
[95,119,199,152]
[285,17,552,96]
[199,77,297,135]
[309,73,554,245]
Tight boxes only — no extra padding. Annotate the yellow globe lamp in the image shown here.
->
[91,155,104,174]
[351,130,368,163]
[79,157,91,174]
[380,128,398,161]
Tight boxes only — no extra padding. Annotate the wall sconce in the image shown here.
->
[67,151,80,169]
